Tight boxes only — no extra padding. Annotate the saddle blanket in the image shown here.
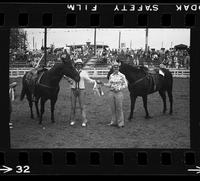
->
[148,68,165,77]
[159,69,165,76]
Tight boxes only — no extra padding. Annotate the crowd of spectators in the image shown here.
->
[10,44,190,70]
[9,49,43,68]
[97,47,190,69]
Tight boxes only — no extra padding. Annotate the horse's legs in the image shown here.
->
[159,90,167,114]
[39,97,46,124]
[50,98,57,123]
[35,98,40,118]
[167,90,173,114]
[128,94,137,121]
[142,95,151,119]
[27,93,34,119]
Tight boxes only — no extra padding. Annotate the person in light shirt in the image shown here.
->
[65,59,96,127]
[101,61,128,128]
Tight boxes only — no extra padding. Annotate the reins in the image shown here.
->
[127,66,149,88]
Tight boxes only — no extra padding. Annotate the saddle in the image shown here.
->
[144,68,162,92]
[27,67,46,80]
[26,67,47,93]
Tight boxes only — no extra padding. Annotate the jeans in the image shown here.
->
[70,89,87,124]
[108,91,124,127]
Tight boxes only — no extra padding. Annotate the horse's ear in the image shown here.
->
[62,53,71,64]
[118,61,121,67]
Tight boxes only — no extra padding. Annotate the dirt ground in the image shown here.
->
[10,77,190,148]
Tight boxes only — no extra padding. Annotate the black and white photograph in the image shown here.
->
[9,28,190,148]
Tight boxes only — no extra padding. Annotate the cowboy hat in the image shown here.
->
[74,59,83,65]
[112,61,121,67]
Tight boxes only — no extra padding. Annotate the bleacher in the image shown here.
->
[9,62,31,68]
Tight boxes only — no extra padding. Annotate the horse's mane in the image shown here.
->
[121,62,147,74]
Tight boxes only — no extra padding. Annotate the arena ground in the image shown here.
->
[10,77,190,148]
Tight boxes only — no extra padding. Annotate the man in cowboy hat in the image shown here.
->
[65,58,97,127]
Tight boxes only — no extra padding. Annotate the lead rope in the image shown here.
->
[77,70,81,89]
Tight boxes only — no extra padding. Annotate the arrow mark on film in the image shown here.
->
[187,166,200,174]
[0,165,13,173]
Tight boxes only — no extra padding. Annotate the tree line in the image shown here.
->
[10,28,28,52]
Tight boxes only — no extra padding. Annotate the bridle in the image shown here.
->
[120,65,148,88]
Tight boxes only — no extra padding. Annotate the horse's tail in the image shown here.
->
[20,75,27,101]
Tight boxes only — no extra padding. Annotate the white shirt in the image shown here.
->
[65,69,96,89]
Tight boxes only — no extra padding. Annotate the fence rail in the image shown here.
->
[9,67,190,78]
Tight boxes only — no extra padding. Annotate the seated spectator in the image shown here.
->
[175,61,179,69]
[184,53,190,69]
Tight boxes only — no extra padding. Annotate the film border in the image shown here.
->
[0,2,199,175]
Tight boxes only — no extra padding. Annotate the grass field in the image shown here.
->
[10,77,190,148]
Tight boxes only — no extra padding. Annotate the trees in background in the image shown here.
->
[10,28,28,52]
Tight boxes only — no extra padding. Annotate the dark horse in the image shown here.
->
[107,61,173,120]
[20,60,80,124]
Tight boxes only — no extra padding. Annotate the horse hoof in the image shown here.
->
[128,118,133,121]
[51,121,55,124]
[145,116,152,119]
[31,116,34,119]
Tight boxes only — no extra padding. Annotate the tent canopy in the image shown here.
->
[174,44,188,50]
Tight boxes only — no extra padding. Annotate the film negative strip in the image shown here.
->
[0,2,200,175]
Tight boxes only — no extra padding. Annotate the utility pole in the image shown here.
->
[44,28,47,66]
[94,28,96,55]
[118,31,121,51]
[24,31,26,51]
[130,40,132,49]
[145,28,148,53]
[33,36,34,50]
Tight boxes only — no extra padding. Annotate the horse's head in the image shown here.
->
[61,60,80,82]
